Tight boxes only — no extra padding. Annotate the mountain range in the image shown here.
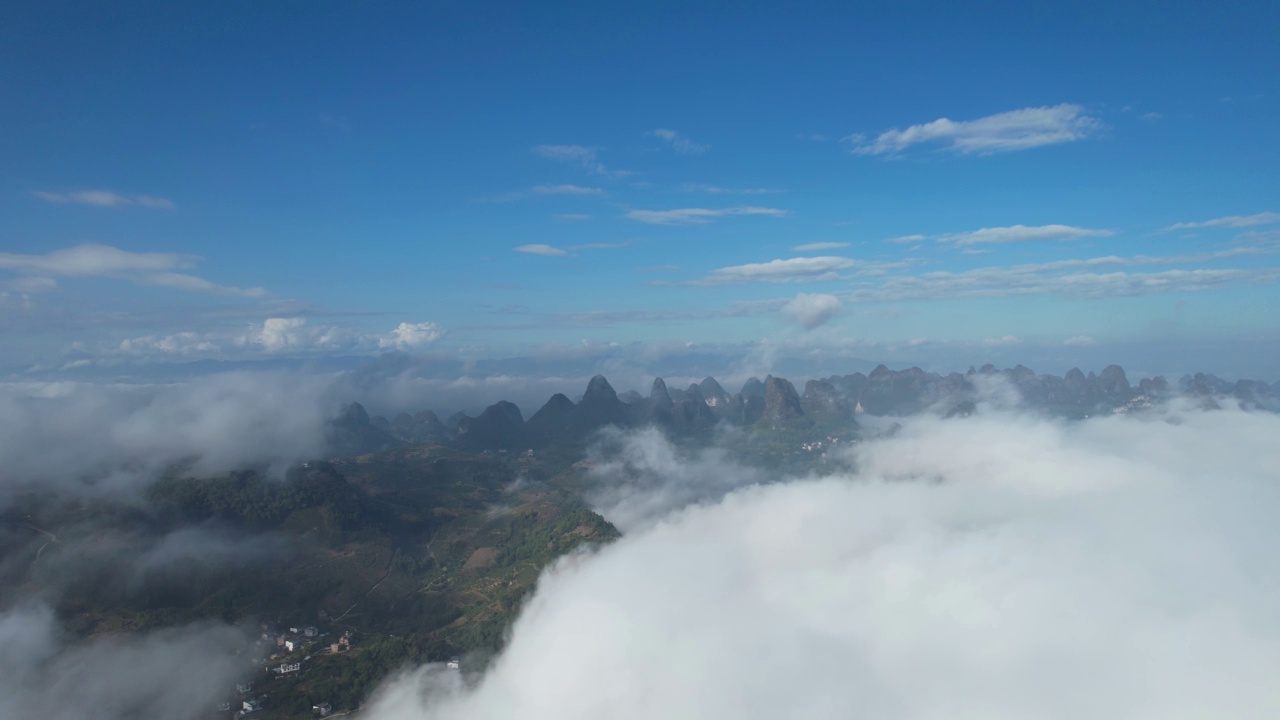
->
[331,364,1280,456]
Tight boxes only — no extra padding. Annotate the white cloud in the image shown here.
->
[0,244,263,296]
[379,322,444,350]
[531,145,630,176]
[32,190,175,208]
[134,195,176,209]
[0,244,191,276]
[940,224,1113,246]
[1163,212,1280,232]
[515,244,570,257]
[625,206,790,225]
[983,334,1023,346]
[682,184,783,195]
[848,104,1102,156]
[1064,335,1097,346]
[792,242,849,251]
[888,234,927,245]
[847,263,1275,303]
[648,129,709,154]
[141,272,267,297]
[782,293,842,329]
[530,184,604,195]
[257,317,309,352]
[0,605,246,720]
[364,408,1280,720]
[0,276,57,293]
[233,317,351,354]
[569,242,628,250]
[690,256,856,285]
[119,332,220,356]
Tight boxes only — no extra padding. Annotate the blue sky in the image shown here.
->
[2,1,1278,382]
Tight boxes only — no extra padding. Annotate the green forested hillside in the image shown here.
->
[1,444,618,719]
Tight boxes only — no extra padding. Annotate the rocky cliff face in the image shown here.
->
[763,376,806,426]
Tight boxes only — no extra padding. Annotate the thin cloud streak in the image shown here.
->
[648,129,710,154]
[939,224,1114,246]
[848,104,1102,156]
[530,184,605,195]
[1163,212,1280,232]
[792,242,850,251]
[514,244,570,257]
[0,244,265,297]
[626,207,789,225]
[32,190,174,209]
[531,145,630,176]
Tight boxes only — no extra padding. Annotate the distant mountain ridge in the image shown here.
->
[327,365,1280,455]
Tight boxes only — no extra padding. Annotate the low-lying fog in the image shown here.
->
[365,403,1280,719]
[3,372,1279,720]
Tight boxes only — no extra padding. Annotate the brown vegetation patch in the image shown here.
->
[463,547,498,570]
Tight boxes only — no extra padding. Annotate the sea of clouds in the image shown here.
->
[363,403,1280,719]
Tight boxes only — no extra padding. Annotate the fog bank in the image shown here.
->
[363,405,1280,719]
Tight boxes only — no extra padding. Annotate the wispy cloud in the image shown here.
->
[626,206,789,225]
[32,190,175,209]
[681,184,784,195]
[684,256,857,285]
[514,244,570,257]
[939,224,1113,246]
[847,104,1102,156]
[532,145,630,176]
[120,331,220,356]
[782,292,842,329]
[887,234,928,245]
[1064,335,1097,346]
[531,184,605,195]
[317,113,352,131]
[141,272,267,298]
[1162,212,1280,232]
[0,244,264,297]
[843,264,1278,304]
[513,241,625,257]
[792,242,849,252]
[647,129,709,154]
[570,242,629,250]
[377,321,443,350]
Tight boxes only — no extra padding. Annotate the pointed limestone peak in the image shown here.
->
[764,376,804,421]
[1099,365,1131,394]
[650,377,674,408]
[699,376,728,400]
[741,377,766,398]
[582,374,619,406]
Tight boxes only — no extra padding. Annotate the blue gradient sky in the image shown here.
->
[2,1,1278,380]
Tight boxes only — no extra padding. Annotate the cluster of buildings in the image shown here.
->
[209,620,357,717]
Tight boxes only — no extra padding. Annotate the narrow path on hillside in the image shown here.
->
[26,524,58,562]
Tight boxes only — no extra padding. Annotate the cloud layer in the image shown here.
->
[0,244,265,297]
[364,404,1280,719]
[0,605,245,720]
